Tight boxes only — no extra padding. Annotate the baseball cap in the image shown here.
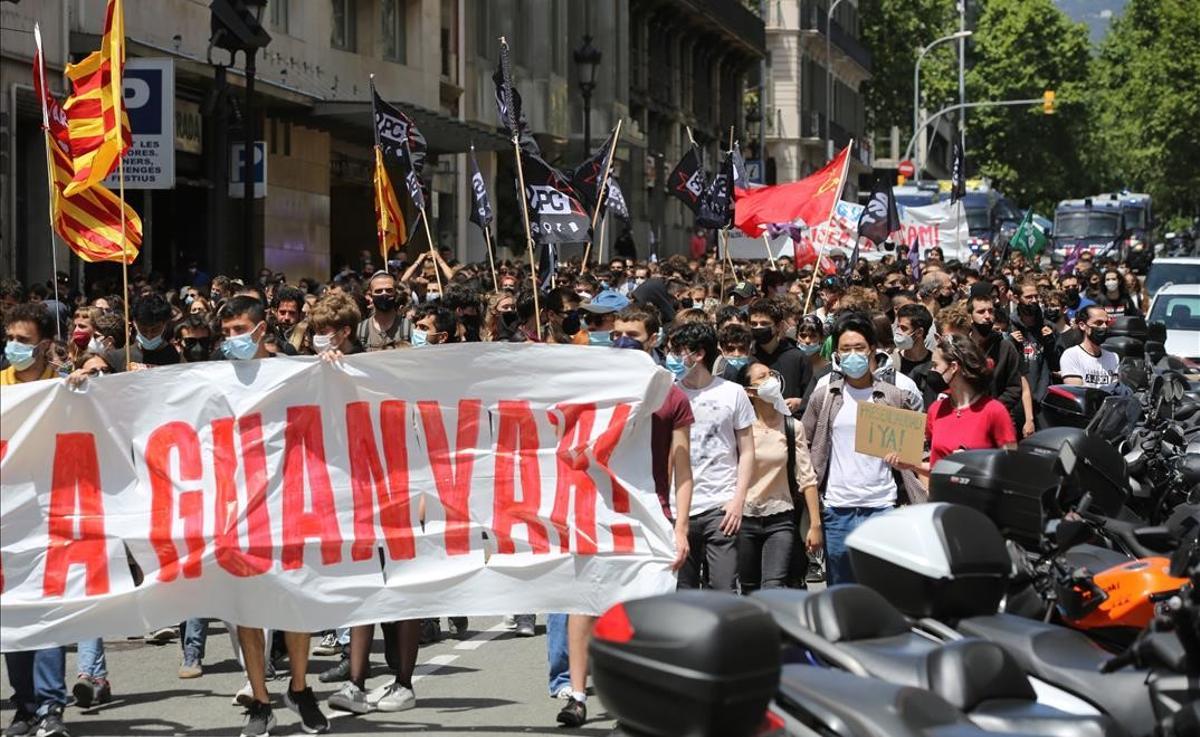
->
[730,281,757,299]
[580,289,630,314]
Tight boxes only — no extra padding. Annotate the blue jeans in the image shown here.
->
[5,647,68,716]
[180,618,208,661]
[823,506,892,585]
[76,639,107,679]
[546,613,570,696]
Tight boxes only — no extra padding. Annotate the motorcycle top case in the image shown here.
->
[589,591,780,737]
[1040,384,1107,428]
[928,449,1049,549]
[845,504,1010,620]
[1018,427,1129,517]
[1107,315,1147,341]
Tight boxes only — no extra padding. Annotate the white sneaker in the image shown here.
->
[328,682,371,714]
[232,680,255,707]
[554,685,574,700]
[502,614,517,630]
[366,681,415,712]
[313,632,340,656]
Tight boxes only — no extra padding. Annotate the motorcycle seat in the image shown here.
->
[958,614,1154,735]
[1059,543,1134,571]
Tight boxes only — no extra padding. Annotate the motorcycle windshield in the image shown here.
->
[1087,394,1141,443]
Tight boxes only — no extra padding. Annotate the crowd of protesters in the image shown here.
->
[0,236,1148,737]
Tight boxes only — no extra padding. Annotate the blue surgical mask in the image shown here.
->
[839,352,870,380]
[665,353,687,379]
[724,356,749,370]
[222,324,262,360]
[137,332,164,351]
[4,341,37,371]
[613,336,642,351]
[587,330,613,347]
[410,328,429,347]
[797,343,821,356]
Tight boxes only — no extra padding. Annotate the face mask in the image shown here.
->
[724,356,749,371]
[665,353,688,380]
[1065,287,1080,305]
[71,329,91,348]
[1044,307,1062,323]
[926,368,950,394]
[222,324,262,360]
[1104,281,1119,293]
[577,291,594,301]
[839,352,870,380]
[4,341,37,371]
[884,286,902,298]
[755,377,791,415]
[973,321,994,337]
[1089,326,1109,345]
[372,294,398,313]
[797,342,821,356]
[87,335,105,353]
[1017,303,1043,326]
[613,336,643,351]
[679,297,695,309]
[500,311,519,330]
[312,333,336,353]
[587,330,613,347]
[936,293,955,308]
[137,332,165,351]
[893,329,914,351]
[751,326,775,345]
[183,340,210,363]
[184,295,195,306]
[411,328,429,348]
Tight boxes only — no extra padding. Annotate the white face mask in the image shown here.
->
[312,333,336,353]
[893,328,914,351]
[754,376,791,415]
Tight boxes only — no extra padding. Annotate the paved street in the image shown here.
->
[1,618,616,737]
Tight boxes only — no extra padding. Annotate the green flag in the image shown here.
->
[1010,209,1047,259]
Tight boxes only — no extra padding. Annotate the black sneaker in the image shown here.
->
[317,656,350,683]
[240,701,275,737]
[284,687,329,734]
[419,618,441,644]
[70,677,95,709]
[5,708,36,737]
[34,706,69,737]
[448,617,469,637]
[556,696,587,728]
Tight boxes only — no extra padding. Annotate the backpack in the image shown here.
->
[784,415,799,501]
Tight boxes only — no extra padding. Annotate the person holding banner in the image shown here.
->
[2,304,58,385]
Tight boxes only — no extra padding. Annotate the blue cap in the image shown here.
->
[580,289,630,314]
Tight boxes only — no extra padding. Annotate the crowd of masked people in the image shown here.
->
[0,239,1150,737]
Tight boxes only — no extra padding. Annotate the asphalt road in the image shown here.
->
[1,617,617,737]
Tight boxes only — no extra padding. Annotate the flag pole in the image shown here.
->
[803,140,853,314]
[761,233,777,269]
[596,211,608,265]
[417,205,443,293]
[34,24,62,340]
[118,155,131,368]
[500,36,541,338]
[483,225,499,292]
[722,126,738,282]
[581,119,622,272]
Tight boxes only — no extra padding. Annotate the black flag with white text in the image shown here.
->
[667,146,706,213]
[520,152,591,244]
[468,146,493,230]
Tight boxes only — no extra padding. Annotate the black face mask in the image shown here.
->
[884,286,902,298]
[679,297,695,309]
[1089,327,1110,345]
[1065,287,1080,306]
[1017,303,1042,326]
[372,294,398,313]
[973,320,994,337]
[562,310,581,336]
[926,368,950,394]
[936,293,955,308]
[751,326,775,345]
[182,339,211,362]
[500,311,519,330]
[1044,307,1062,323]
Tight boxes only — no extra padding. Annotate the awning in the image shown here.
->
[309,101,511,154]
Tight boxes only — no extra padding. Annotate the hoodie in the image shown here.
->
[631,278,676,325]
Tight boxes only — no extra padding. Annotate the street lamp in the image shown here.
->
[912,30,971,178]
[825,0,845,161]
[573,35,602,155]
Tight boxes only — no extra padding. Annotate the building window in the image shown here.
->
[331,0,357,51]
[382,0,406,63]
[270,0,288,33]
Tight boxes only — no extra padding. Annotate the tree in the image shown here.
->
[1089,0,1200,221]
[959,0,1096,213]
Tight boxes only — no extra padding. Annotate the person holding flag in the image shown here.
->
[1009,208,1047,264]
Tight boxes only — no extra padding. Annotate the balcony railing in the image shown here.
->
[692,0,767,51]
[800,0,872,72]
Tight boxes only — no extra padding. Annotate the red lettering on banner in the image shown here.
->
[213,415,273,577]
[43,433,110,597]
[145,422,205,581]
[493,400,549,554]
[591,404,635,553]
[418,399,482,556]
[549,405,598,554]
[281,406,343,570]
[346,401,414,562]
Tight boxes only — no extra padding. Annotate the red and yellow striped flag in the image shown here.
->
[35,31,140,264]
[373,146,407,265]
[62,0,130,196]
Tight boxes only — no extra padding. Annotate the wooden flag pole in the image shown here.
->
[118,155,131,368]
[34,25,63,340]
[581,118,622,272]
[761,233,778,269]
[803,140,854,314]
[483,225,499,293]
[500,36,542,339]
[417,206,443,293]
[721,126,739,283]
[596,211,609,265]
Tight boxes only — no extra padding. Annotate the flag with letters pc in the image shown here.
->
[520,151,591,245]
[372,85,426,174]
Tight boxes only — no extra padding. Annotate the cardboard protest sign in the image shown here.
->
[855,402,926,466]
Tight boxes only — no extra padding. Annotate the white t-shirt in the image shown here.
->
[824,384,898,509]
[677,375,756,516]
[1059,345,1119,389]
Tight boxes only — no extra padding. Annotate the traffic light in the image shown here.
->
[1043,90,1056,115]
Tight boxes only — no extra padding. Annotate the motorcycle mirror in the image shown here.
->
[1056,441,1078,478]
[1056,518,1091,551]
[1168,529,1198,579]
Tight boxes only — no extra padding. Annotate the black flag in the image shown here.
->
[950,133,966,205]
[695,153,733,229]
[520,151,591,244]
[493,47,540,156]
[667,146,706,213]
[372,85,427,174]
[571,128,617,215]
[400,145,425,211]
[537,244,558,291]
[605,177,630,224]
[731,145,750,190]
[856,177,901,246]
[468,145,493,230]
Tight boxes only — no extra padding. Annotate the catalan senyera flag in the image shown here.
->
[62,0,131,196]
[373,147,407,265]
[35,24,140,264]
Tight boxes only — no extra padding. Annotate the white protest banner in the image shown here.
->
[897,201,970,261]
[0,345,676,651]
